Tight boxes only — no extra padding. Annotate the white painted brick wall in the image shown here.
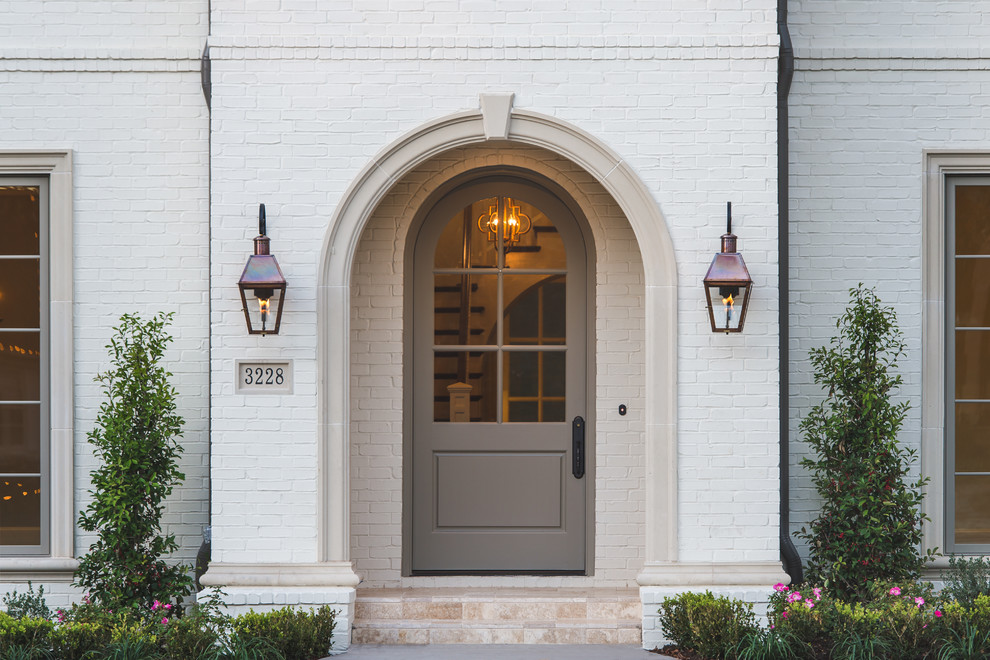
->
[211,0,776,40]
[788,0,990,49]
[209,29,781,566]
[0,1,207,41]
[787,51,990,560]
[0,38,209,600]
[349,143,647,586]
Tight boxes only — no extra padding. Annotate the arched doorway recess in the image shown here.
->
[319,97,678,588]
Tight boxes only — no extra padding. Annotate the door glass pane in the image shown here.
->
[956,475,990,545]
[0,332,41,400]
[956,330,990,399]
[433,351,496,422]
[433,274,497,346]
[434,197,500,268]
[0,186,41,255]
[504,351,566,422]
[504,274,566,345]
[0,260,40,329]
[0,476,41,546]
[503,199,565,270]
[955,185,990,256]
[955,403,990,472]
[0,404,41,473]
[956,259,990,327]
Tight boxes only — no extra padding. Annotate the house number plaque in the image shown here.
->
[235,360,293,394]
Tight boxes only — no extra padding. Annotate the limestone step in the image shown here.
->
[351,587,642,645]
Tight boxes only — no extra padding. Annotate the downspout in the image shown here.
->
[778,0,803,584]
[195,0,213,590]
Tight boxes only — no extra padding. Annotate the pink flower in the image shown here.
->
[915,597,925,607]
[773,583,789,592]
[161,617,169,625]
[812,588,823,600]
[55,609,66,623]
[935,610,943,618]
[781,611,788,619]
[165,603,172,610]
[152,600,161,611]
[786,591,802,604]
[889,587,901,596]
[805,601,815,609]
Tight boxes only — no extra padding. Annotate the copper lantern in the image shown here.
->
[238,204,287,336]
[703,202,752,333]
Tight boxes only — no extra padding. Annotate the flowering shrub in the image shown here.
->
[74,312,194,613]
[660,581,990,660]
[0,589,337,660]
[796,286,934,601]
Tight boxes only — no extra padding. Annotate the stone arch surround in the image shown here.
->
[319,102,680,587]
[349,143,646,586]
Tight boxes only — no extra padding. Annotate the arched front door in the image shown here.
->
[411,177,589,573]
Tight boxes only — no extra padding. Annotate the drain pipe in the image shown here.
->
[778,0,803,584]
[195,0,213,591]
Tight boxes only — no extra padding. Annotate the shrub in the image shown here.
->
[796,285,933,601]
[161,593,227,660]
[0,613,54,654]
[1,583,51,621]
[51,621,110,660]
[74,312,194,612]
[230,607,336,660]
[943,556,990,608]
[658,591,759,660]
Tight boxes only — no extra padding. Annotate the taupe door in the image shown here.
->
[412,178,588,573]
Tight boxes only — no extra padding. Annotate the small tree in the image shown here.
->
[74,312,193,611]
[797,285,933,600]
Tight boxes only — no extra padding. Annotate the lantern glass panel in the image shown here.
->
[707,284,748,332]
[242,287,284,335]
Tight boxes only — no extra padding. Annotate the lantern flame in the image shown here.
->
[722,293,734,328]
[259,297,271,331]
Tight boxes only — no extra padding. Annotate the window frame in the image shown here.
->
[0,152,75,572]
[922,151,990,559]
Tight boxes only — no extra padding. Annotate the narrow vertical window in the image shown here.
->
[0,179,49,554]
[948,176,990,551]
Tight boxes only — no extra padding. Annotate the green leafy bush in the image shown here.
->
[658,591,759,660]
[1,583,51,621]
[51,621,110,660]
[74,312,194,612]
[230,606,336,660]
[796,285,933,600]
[943,556,990,608]
[0,613,54,653]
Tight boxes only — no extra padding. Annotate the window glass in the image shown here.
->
[950,179,990,550]
[0,183,46,553]
[433,197,566,423]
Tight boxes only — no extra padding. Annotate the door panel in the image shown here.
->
[412,178,588,573]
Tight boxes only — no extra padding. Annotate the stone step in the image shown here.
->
[351,588,642,645]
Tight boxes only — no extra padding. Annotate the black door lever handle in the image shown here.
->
[572,416,585,479]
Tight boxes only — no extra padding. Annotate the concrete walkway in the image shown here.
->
[341,645,671,659]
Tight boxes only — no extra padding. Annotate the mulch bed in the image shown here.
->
[649,646,705,660]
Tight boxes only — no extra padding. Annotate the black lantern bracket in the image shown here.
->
[237,204,287,336]
[703,202,753,334]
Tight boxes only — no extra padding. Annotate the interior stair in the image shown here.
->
[351,587,642,645]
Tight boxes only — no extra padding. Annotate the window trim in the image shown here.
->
[922,151,990,560]
[0,152,74,571]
